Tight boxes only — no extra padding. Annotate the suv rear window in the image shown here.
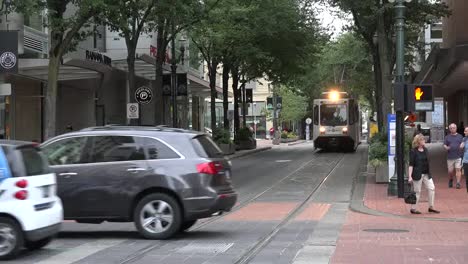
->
[192,135,223,158]
[18,147,51,176]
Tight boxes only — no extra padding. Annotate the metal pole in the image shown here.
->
[171,23,178,128]
[395,0,406,198]
[272,85,279,145]
[253,103,256,139]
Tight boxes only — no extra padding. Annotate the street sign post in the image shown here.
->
[127,103,139,119]
[305,118,312,141]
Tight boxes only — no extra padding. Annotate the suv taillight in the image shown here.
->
[14,190,28,200]
[197,162,223,175]
[16,179,28,188]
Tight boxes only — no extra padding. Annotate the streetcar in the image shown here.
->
[312,91,360,151]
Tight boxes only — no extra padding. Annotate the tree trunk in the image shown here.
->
[209,59,219,130]
[127,49,138,125]
[222,64,230,130]
[44,55,60,140]
[154,23,167,125]
[377,13,392,132]
[241,81,247,128]
[372,52,384,131]
[231,67,240,140]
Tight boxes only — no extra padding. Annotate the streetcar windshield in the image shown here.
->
[320,104,347,126]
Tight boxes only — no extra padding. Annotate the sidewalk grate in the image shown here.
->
[363,228,409,233]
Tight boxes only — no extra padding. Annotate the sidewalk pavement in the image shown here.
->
[332,143,468,264]
[226,139,273,159]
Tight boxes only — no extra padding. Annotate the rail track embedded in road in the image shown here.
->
[232,153,346,264]
[118,149,343,264]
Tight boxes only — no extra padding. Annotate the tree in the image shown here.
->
[104,0,157,125]
[278,86,308,124]
[190,1,224,130]
[10,0,105,138]
[316,33,375,111]
[151,0,211,126]
[320,0,450,130]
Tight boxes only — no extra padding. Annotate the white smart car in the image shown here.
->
[0,141,63,260]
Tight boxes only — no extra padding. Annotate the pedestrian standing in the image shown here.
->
[460,126,468,192]
[408,134,440,214]
[444,123,464,189]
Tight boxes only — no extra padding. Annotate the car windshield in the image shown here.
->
[320,104,347,126]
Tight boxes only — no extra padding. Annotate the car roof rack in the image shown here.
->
[80,125,190,133]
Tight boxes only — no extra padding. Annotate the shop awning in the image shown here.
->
[15,59,101,82]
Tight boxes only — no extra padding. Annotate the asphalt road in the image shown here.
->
[6,143,367,264]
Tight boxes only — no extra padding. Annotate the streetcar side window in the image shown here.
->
[313,105,319,125]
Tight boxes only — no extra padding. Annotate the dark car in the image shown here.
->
[40,126,237,239]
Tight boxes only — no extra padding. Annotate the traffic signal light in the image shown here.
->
[246,89,253,103]
[394,83,434,113]
[162,74,171,96]
[177,73,187,96]
[407,84,434,112]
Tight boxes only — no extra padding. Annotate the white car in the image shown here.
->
[0,141,63,260]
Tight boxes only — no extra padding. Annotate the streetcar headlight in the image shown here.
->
[342,127,348,132]
[328,91,340,101]
[320,127,326,133]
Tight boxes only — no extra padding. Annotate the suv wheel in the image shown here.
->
[25,237,53,251]
[134,193,182,240]
[0,217,23,260]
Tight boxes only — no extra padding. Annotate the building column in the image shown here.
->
[191,96,200,131]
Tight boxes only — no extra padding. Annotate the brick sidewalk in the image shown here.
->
[331,212,468,264]
[332,143,468,263]
[364,143,468,218]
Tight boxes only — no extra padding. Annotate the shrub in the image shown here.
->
[213,128,232,145]
[237,127,253,141]
[369,141,388,167]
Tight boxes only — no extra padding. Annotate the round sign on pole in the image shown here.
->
[135,86,153,104]
[306,118,312,125]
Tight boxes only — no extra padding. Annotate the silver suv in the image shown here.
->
[41,126,237,239]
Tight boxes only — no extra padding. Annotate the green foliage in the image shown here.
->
[368,130,388,167]
[213,128,232,145]
[236,127,253,141]
[281,131,298,139]
[278,86,308,123]
[369,141,388,168]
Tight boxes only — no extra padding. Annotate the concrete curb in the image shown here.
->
[287,140,313,146]
[227,146,272,160]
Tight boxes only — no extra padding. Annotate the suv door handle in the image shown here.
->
[127,168,147,173]
[59,172,77,177]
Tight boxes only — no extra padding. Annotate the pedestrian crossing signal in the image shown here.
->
[414,85,432,102]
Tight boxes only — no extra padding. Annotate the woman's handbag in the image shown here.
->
[404,183,417,205]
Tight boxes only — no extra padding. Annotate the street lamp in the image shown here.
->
[389,0,412,198]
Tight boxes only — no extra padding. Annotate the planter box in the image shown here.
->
[236,139,256,150]
[219,143,235,155]
[280,138,298,143]
[375,161,389,183]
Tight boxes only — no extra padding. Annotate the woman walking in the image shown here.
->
[408,134,441,214]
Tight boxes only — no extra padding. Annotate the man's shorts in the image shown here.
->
[447,158,462,170]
